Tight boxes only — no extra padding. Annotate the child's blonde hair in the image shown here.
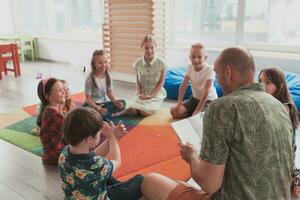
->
[141,34,156,48]
[190,42,205,51]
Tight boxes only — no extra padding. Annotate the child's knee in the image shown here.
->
[171,107,184,119]
[170,107,177,118]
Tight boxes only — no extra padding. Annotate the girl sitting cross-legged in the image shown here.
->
[84,50,126,121]
[127,34,167,117]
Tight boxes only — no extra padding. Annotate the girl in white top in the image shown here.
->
[170,43,218,119]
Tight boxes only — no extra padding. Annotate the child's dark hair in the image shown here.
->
[89,50,111,91]
[259,67,299,129]
[63,108,103,146]
[37,78,60,127]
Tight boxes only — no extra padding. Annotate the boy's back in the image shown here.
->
[59,146,113,199]
[58,108,144,200]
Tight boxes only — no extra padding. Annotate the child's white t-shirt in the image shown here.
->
[186,63,218,101]
[94,77,107,104]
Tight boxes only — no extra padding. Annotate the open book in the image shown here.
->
[171,113,204,155]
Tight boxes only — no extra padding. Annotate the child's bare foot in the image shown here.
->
[31,127,41,136]
[111,109,127,118]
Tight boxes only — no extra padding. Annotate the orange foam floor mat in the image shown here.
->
[114,124,190,181]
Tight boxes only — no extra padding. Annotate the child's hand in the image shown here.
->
[97,105,107,115]
[138,94,146,100]
[101,122,114,138]
[192,110,200,116]
[138,94,152,100]
[111,120,128,140]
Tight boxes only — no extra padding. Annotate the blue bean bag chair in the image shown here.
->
[284,71,300,115]
[164,66,222,100]
[164,67,191,100]
[164,67,300,116]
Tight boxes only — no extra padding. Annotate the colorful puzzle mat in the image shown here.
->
[0,92,190,181]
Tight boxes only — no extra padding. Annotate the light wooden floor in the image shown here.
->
[0,61,175,200]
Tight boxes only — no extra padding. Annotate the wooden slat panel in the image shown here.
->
[109,27,151,34]
[111,59,135,65]
[110,26,152,32]
[110,9,151,16]
[111,60,135,67]
[111,50,142,58]
[112,55,138,63]
[153,0,166,3]
[111,40,142,47]
[103,0,166,74]
[112,65,135,74]
[110,37,144,44]
[110,15,153,21]
[110,0,149,4]
[110,4,150,10]
[110,44,142,52]
[110,15,151,22]
[110,32,148,39]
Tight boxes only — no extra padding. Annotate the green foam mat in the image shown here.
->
[0,128,42,156]
[6,116,37,134]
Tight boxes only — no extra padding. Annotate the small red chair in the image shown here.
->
[0,43,21,80]
[0,55,3,80]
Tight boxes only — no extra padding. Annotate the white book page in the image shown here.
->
[171,113,204,154]
[188,113,204,142]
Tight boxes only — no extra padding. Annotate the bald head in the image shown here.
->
[216,47,255,76]
[214,47,256,95]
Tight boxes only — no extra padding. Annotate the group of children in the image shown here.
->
[36,34,300,199]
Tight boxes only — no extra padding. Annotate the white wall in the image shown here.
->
[165,47,300,74]
[36,40,300,74]
[37,37,102,69]
[0,0,14,34]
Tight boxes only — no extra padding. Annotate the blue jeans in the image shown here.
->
[83,100,126,121]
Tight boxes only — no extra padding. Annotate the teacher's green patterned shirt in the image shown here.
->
[201,83,293,200]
